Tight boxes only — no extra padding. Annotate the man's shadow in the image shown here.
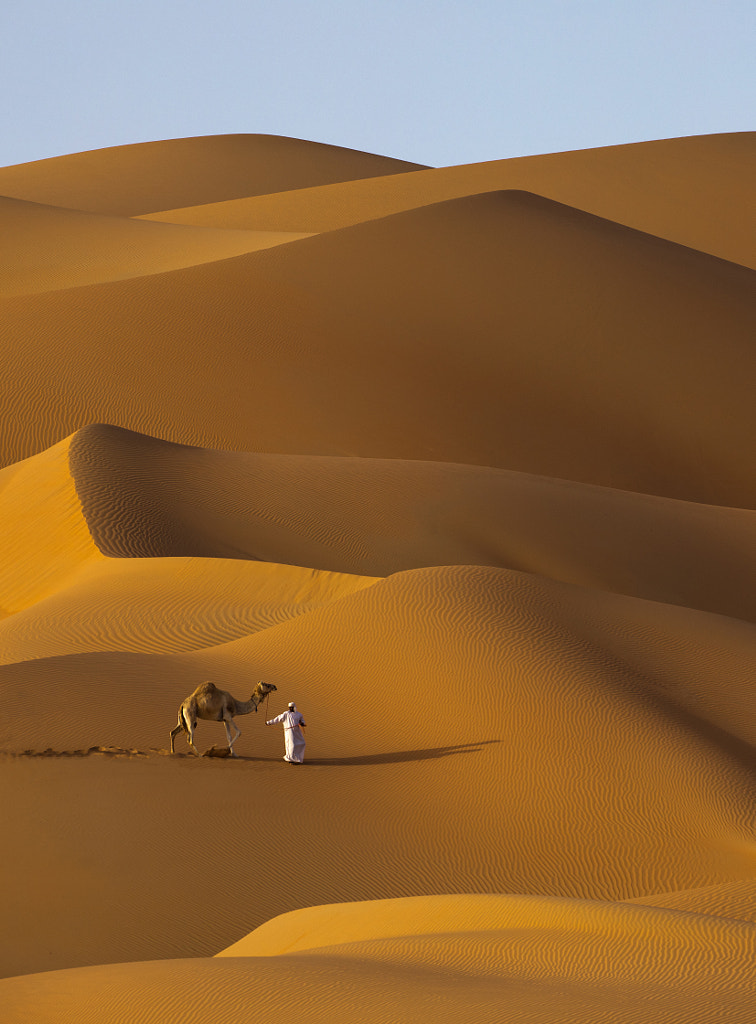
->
[237,740,500,766]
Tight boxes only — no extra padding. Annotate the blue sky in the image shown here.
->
[1,0,753,169]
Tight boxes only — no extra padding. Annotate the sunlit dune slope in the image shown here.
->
[1,569,753,958]
[217,892,756,966]
[143,132,756,269]
[0,556,377,665]
[0,195,312,297]
[2,192,754,506]
[0,436,101,615]
[64,425,756,622]
[2,897,753,1024]
[1,566,755,976]
[0,134,426,216]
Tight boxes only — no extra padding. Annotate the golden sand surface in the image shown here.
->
[0,132,754,1022]
[0,194,313,298]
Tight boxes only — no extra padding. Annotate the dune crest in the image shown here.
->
[0,133,427,216]
[60,424,756,622]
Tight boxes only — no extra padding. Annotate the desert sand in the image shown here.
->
[0,132,754,1022]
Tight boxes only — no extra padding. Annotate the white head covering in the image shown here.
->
[288,702,296,710]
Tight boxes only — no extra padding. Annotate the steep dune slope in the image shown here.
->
[0,195,311,297]
[4,423,754,664]
[0,134,426,215]
[2,192,754,506]
[143,132,756,269]
[0,437,102,615]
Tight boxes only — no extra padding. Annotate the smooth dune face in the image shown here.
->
[0,134,426,215]
[0,132,754,1022]
[0,194,312,298]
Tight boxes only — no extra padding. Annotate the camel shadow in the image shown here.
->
[241,740,501,767]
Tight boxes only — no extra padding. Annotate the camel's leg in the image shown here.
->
[224,715,241,757]
[169,722,182,753]
[183,715,202,757]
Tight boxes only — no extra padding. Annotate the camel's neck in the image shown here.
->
[234,696,263,716]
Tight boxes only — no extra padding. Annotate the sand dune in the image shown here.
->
[0,556,377,664]
[1,131,754,1020]
[0,134,426,215]
[4,426,755,647]
[64,425,756,621]
[2,191,754,506]
[0,435,101,614]
[0,194,312,297]
[1,565,755,980]
[141,132,756,269]
[3,896,753,1024]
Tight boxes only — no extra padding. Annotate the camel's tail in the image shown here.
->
[178,706,190,735]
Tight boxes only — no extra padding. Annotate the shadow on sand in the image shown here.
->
[259,740,501,767]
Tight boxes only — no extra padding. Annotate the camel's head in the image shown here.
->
[255,681,277,696]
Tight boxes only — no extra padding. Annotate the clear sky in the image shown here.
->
[1,0,753,169]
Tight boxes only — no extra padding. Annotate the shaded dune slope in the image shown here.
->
[0,194,312,297]
[143,132,756,269]
[1,566,755,977]
[2,191,754,506]
[2,896,753,1024]
[66,425,756,622]
[0,133,426,216]
[3,422,754,666]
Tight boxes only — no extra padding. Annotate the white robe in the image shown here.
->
[267,709,307,763]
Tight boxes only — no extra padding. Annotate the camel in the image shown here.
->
[170,680,277,757]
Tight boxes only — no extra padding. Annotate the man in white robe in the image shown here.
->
[266,702,307,763]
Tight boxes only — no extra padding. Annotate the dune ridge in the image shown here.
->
[0,133,427,215]
[64,424,756,622]
[141,132,756,269]
[1,130,754,1021]
[218,893,756,1011]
